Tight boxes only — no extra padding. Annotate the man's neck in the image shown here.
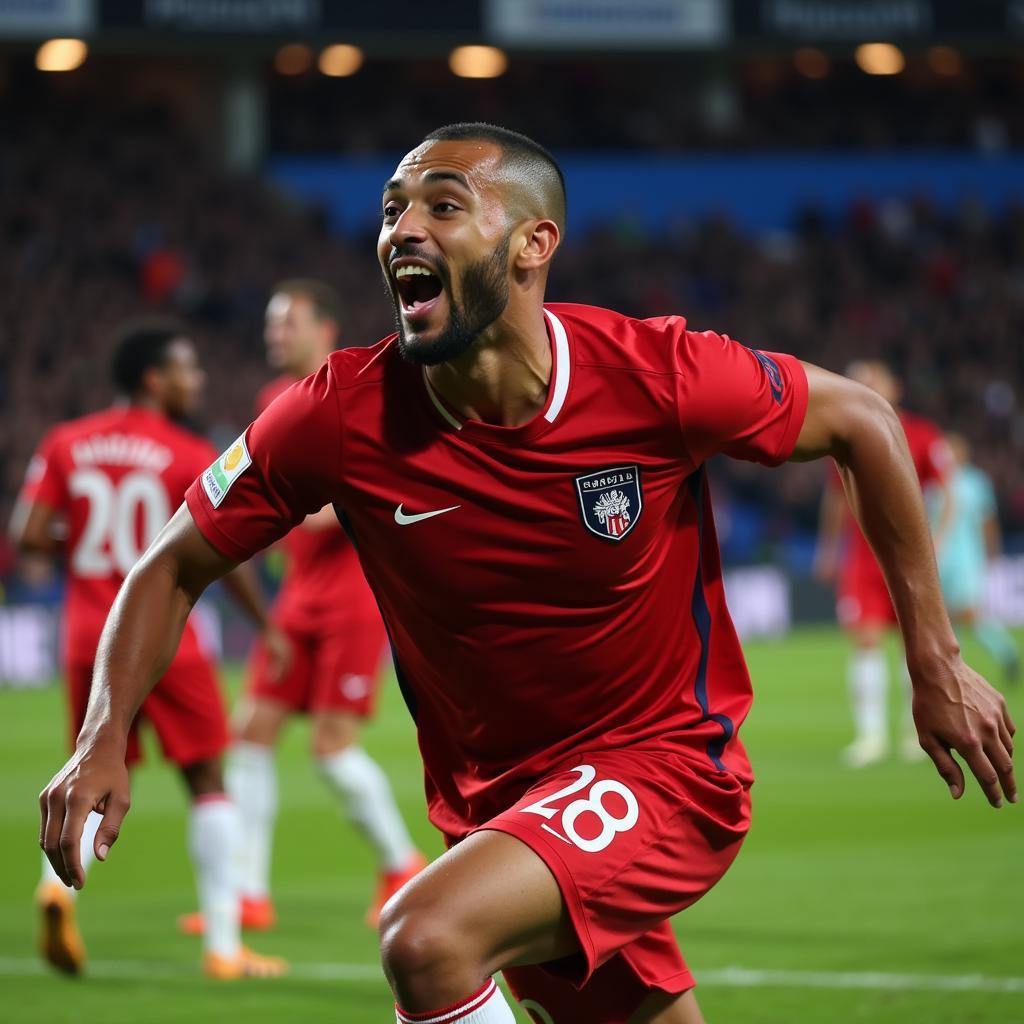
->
[425,304,551,428]
[126,395,163,415]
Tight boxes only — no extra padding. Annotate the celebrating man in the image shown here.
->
[39,126,1014,1024]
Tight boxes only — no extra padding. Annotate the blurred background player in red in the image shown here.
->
[12,321,285,978]
[187,280,424,934]
[815,359,953,767]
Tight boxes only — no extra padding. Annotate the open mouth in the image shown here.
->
[394,264,444,317]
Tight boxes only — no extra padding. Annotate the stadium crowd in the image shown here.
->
[2,100,1023,582]
[269,56,1024,154]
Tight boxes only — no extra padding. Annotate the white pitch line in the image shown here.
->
[1,958,1022,993]
[697,967,1024,994]
[0,957,383,982]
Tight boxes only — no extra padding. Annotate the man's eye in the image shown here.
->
[435,202,458,214]
[382,204,400,219]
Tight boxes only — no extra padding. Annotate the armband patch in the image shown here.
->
[202,433,251,508]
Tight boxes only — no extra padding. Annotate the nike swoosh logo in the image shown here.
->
[394,502,461,526]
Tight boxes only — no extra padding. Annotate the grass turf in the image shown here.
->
[0,626,1021,1023]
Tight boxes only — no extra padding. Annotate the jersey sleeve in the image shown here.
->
[673,328,808,466]
[185,363,343,563]
[18,429,67,511]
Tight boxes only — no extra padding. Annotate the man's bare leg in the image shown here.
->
[380,830,577,1015]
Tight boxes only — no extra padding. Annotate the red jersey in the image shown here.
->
[22,406,216,665]
[187,305,808,836]
[839,409,949,566]
[255,375,378,633]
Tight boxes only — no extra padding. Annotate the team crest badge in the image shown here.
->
[574,465,643,542]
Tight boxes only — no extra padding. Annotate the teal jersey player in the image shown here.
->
[930,435,1019,685]
[932,463,996,611]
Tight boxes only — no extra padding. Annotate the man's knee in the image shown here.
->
[181,757,225,798]
[234,698,288,746]
[378,887,476,993]
[311,711,359,759]
[854,626,884,650]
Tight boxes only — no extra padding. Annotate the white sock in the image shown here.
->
[189,796,241,958]
[849,648,888,744]
[226,741,277,900]
[40,811,102,894]
[395,978,516,1023]
[317,746,416,872]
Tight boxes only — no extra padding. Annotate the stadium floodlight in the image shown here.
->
[794,47,829,80]
[449,45,508,79]
[319,44,363,77]
[35,39,87,73]
[274,43,313,76]
[854,42,905,76]
[928,45,963,77]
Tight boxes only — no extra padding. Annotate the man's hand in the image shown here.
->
[39,734,131,890]
[909,655,1016,807]
[262,625,293,682]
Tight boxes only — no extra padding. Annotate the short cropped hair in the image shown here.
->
[423,123,567,233]
[273,278,345,328]
[110,318,188,396]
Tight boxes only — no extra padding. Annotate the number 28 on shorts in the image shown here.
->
[521,764,640,853]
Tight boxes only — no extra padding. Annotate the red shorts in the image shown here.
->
[474,746,750,1023]
[838,551,896,629]
[68,658,229,768]
[247,618,387,717]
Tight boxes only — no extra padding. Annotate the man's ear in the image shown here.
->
[514,219,560,271]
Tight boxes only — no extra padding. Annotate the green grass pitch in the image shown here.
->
[1,626,1021,1023]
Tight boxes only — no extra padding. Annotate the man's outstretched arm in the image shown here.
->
[39,505,238,890]
[793,363,1016,806]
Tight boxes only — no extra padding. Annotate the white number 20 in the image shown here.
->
[69,469,170,577]
[522,764,639,853]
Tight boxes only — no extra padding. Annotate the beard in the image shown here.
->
[389,232,511,366]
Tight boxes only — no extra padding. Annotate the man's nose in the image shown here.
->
[388,204,429,246]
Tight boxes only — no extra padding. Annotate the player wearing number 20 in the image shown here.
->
[39,127,1016,1024]
[17,321,283,980]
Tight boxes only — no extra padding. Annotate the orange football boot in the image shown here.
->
[365,852,428,927]
[203,945,288,979]
[179,895,276,935]
[37,881,86,976]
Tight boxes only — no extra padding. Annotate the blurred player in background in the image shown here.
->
[930,432,1019,685]
[14,321,285,979]
[187,281,423,934]
[815,359,953,767]
[38,126,1016,1024]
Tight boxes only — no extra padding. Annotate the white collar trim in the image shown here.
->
[542,308,570,424]
[422,367,463,431]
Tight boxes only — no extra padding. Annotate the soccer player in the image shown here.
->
[39,127,1015,1024]
[814,360,954,767]
[930,432,1019,685]
[17,320,285,979]
[181,281,423,935]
